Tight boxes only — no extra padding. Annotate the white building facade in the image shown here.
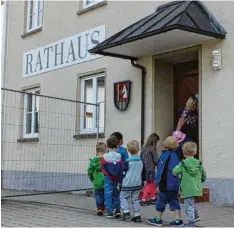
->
[1,0,234,204]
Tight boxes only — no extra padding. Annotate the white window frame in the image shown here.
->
[23,88,40,138]
[80,75,105,134]
[27,0,43,32]
[83,0,104,9]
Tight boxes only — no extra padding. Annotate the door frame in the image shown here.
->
[152,45,203,160]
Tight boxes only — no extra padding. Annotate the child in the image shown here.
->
[140,133,160,205]
[172,131,191,161]
[87,142,107,216]
[101,136,124,219]
[120,140,143,222]
[148,136,184,227]
[111,132,129,163]
[172,142,206,226]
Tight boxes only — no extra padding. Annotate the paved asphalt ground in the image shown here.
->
[1,192,234,227]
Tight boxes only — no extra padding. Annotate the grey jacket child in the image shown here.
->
[121,156,144,191]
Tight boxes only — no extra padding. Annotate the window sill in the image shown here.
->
[17,137,39,143]
[21,27,42,39]
[77,1,107,16]
[73,133,105,139]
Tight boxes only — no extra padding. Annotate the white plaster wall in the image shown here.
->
[3,0,234,193]
[3,1,159,173]
[200,2,234,180]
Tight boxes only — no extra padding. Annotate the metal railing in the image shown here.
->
[1,88,101,198]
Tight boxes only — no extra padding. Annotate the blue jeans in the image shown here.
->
[95,189,105,209]
[156,191,181,212]
[104,176,120,215]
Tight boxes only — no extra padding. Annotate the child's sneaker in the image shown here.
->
[101,207,107,214]
[170,219,184,227]
[194,215,200,222]
[140,200,151,206]
[122,212,131,220]
[97,209,103,216]
[106,213,113,219]
[113,209,121,219]
[148,217,163,226]
[150,197,157,204]
[131,216,141,223]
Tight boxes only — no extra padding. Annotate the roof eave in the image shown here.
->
[89,24,226,56]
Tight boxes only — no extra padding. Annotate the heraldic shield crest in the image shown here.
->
[114,80,131,111]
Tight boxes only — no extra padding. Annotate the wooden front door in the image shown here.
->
[174,60,199,129]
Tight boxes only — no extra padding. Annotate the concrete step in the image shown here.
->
[139,187,210,203]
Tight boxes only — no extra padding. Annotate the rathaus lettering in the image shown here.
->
[23,25,105,77]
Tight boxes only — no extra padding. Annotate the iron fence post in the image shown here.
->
[96,102,100,143]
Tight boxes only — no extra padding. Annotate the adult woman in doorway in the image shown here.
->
[176,94,199,144]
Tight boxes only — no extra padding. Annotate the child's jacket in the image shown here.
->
[87,157,104,190]
[117,145,129,163]
[101,151,124,181]
[121,156,143,191]
[172,157,207,198]
[155,150,180,191]
[140,146,158,182]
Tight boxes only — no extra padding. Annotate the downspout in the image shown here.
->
[131,60,146,147]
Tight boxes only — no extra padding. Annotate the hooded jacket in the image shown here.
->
[172,157,207,198]
[101,151,123,181]
[121,156,143,191]
[87,156,104,190]
[155,150,180,191]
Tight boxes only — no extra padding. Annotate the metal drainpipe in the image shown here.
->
[131,60,146,147]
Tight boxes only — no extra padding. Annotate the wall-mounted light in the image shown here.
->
[212,49,222,70]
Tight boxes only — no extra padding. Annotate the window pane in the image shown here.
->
[84,79,93,103]
[97,76,104,102]
[29,15,33,30]
[26,113,32,134]
[84,79,93,130]
[28,0,35,30]
[37,11,43,26]
[34,91,40,112]
[29,13,37,30]
[38,0,43,11]
[37,0,43,27]
[34,112,39,133]
[29,0,34,14]
[97,76,105,129]
[27,94,33,112]
[86,0,95,5]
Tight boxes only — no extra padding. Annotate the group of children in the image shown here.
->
[87,131,207,227]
